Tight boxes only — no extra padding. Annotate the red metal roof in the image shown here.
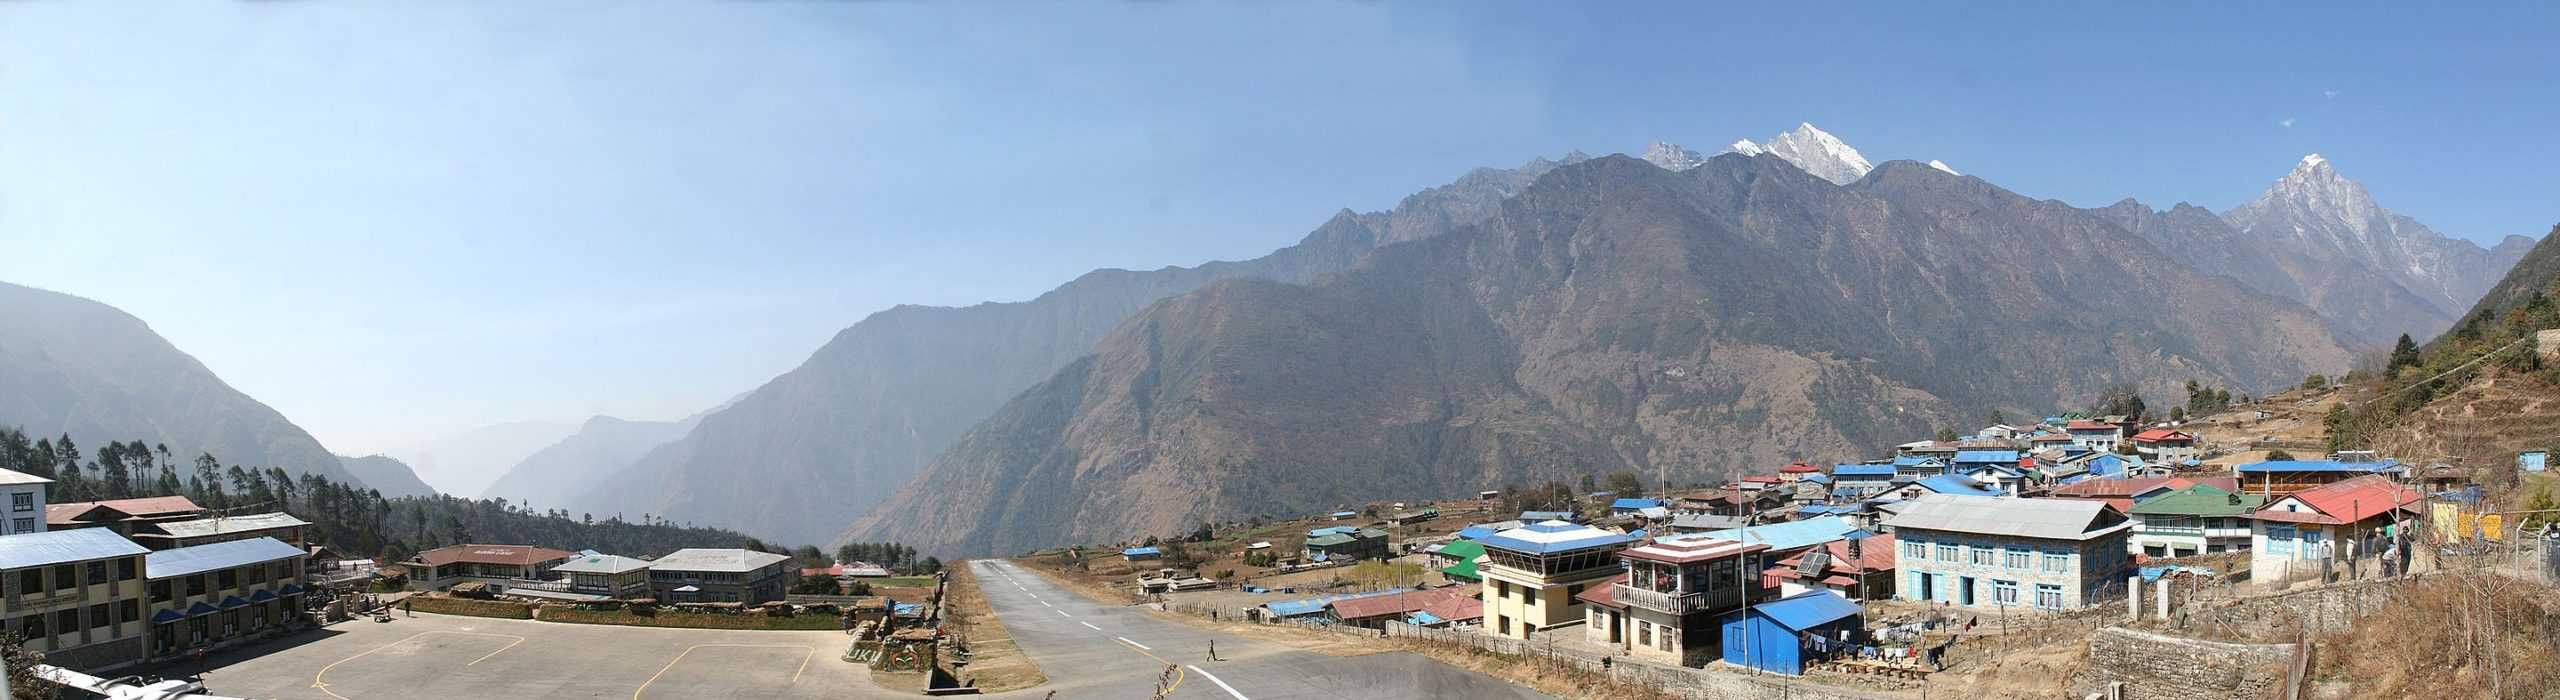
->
[1329,587,1473,620]
[2251,475,2420,525]
[1742,475,1782,484]
[2066,420,2117,431]
[46,496,205,525]
[413,544,576,568]
[2031,434,2076,442]
[1573,573,1628,609]
[1779,461,1821,473]
[2053,476,2237,499]
[1768,533,1895,581]
[1418,593,1483,623]
[2131,429,2195,443]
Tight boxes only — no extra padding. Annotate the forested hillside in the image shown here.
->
[0,426,772,565]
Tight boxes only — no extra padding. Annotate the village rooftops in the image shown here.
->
[554,554,654,575]
[650,548,791,573]
[0,527,148,569]
[1618,536,1766,565]
[1751,589,1863,631]
[145,536,303,579]
[1121,546,1161,557]
[1778,462,1822,474]
[1952,450,2021,463]
[2129,485,2266,517]
[1519,510,1574,521]
[1476,521,1633,555]
[2250,475,2421,525]
[46,495,206,526]
[1914,475,2004,497]
[2065,420,2118,431]
[1609,498,1665,510]
[1572,573,1628,609]
[2237,459,2404,474]
[1885,495,2132,541]
[149,512,312,539]
[412,544,576,568]
[1831,464,1896,477]
[1328,586,1472,620]
[2130,429,2196,443]
[1682,515,1861,553]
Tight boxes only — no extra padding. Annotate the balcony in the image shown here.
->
[1613,583,1719,615]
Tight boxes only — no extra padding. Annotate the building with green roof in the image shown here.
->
[2127,485,2265,558]
[1434,540,1486,582]
[1303,527,1389,563]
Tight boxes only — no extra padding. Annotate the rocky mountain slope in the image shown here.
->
[569,154,1589,544]
[480,414,699,508]
[846,153,2359,556]
[2219,154,2535,339]
[0,281,367,486]
[336,454,439,499]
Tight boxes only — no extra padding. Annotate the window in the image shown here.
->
[1637,621,1652,646]
[1992,579,2018,605]
[23,614,45,639]
[17,569,39,595]
[119,600,139,624]
[87,604,108,630]
[1905,541,1927,560]
[116,558,136,581]
[86,561,106,585]
[54,610,76,634]
[187,574,207,597]
[2034,584,2064,610]
[1969,546,1994,566]
[2004,549,2031,569]
[1498,615,1511,635]
[2265,524,2297,554]
[1935,543,1958,562]
[150,581,172,603]
[218,569,238,590]
[49,565,72,592]
[9,518,28,533]
[2041,551,2069,574]
[8,493,27,512]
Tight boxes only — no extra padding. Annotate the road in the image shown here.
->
[970,560,1551,699]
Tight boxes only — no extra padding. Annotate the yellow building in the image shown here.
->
[0,527,152,670]
[1475,520,1634,641]
[142,536,307,660]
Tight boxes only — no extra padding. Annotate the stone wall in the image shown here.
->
[2075,626,2294,700]
[2175,579,2401,638]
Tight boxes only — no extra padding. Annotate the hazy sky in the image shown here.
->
[3,2,2554,456]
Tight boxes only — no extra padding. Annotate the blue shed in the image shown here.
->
[1719,590,1865,675]
[2522,451,2549,473]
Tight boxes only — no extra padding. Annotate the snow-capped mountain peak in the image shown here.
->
[2222,152,2514,317]
[1719,122,1874,185]
[1927,160,1961,176]
[1640,142,1707,171]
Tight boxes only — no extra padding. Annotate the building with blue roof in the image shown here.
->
[142,536,308,663]
[1952,450,2020,465]
[1899,474,2007,499]
[1719,590,1867,675]
[1477,521,1634,641]
[1683,515,1860,555]
[1121,546,1162,561]
[1520,510,1575,522]
[1890,455,1948,478]
[1610,498,1664,513]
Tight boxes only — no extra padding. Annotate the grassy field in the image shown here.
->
[866,575,939,588]
[403,596,534,619]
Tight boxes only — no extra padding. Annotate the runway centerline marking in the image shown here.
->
[631,644,817,700]
[310,630,528,700]
[1056,609,1072,617]
[1189,665,1250,700]
[1079,621,1101,631]
[1116,636,1150,650]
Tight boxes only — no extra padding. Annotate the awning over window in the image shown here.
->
[249,590,279,602]
[279,583,304,595]
[186,602,218,616]
[151,609,186,624]
[219,596,249,609]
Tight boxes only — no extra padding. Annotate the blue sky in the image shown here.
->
[2,2,2554,456]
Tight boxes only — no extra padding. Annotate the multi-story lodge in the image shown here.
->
[0,527,151,669]
[0,469,52,536]
[1475,521,1633,641]
[130,512,310,551]
[1582,536,1769,667]
[647,548,792,604]
[2248,475,2419,587]
[142,537,307,661]
[553,554,654,599]
[2127,485,2263,558]
[1886,495,2133,611]
[402,544,575,589]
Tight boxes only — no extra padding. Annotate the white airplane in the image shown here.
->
[32,664,256,700]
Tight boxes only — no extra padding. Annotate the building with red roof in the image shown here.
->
[2247,475,2420,587]
[2049,476,2240,513]
[1763,533,1896,601]
[2129,429,2201,463]
[1602,537,1772,668]
[1326,586,1474,629]
[402,544,577,588]
[46,495,208,535]
[2065,420,2126,451]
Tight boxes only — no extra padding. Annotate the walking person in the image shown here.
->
[1207,639,1218,662]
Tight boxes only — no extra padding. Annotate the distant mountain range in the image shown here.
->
[481,413,703,509]
[0,281,368,486]
[843,153,2367,555]
[336,454,439,499]
[386,421,578,498]
[563,153,1590,544]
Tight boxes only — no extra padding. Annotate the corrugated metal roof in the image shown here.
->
[1753,589,1863,631]
[1682,516,1860,552]
[2237,460,2402,474]
[151,513,311,539]
[0,527,147,569]
[1885,495,2129,541]
[649,548,790,573]
[1610,498,1664,509]
[1915,475,2004,497]
[0,468,52,486]
[1477,521,1632,555]
[1953,450,2020,463]
[554,554,653,574]
[144,537,302,580]
[1833,464,1896,477]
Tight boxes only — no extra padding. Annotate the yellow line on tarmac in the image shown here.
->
[631,644,817,699]
[1115,637,1185,696]
[311,631,527,700]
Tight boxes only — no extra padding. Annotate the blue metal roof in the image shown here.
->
[1890,455,1941,467]
[2237,459,2402,473]
[1454,526,1495,540]
[1307,526,1357,538]
[1801,473,1832,485]
[1406,611,1444,625]
[0,528,147,570]
[145,537,302,580]
[1520,510,1573,521]
[250,589,278,602]
[186,602,218,616]
[1796,505,1859,515]
[150,609,185,624]
[1329,511,1358,517]
[1121,546,1161,557]
[1953,450,2020,463]
[1915,475,2004,497]
[1477,522,1634,555]
[1265,590,1397,617]
[1833,464,1893,477]
[1610,498,1663,510]
[220,596,249,609]
[1753,589,1863,632]
[1688,516,1859,552]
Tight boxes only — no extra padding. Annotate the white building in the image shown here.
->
[0,468,52,535]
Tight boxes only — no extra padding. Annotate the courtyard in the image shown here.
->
[142,611,881,699]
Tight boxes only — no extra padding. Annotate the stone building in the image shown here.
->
[1886,495,2133,611]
